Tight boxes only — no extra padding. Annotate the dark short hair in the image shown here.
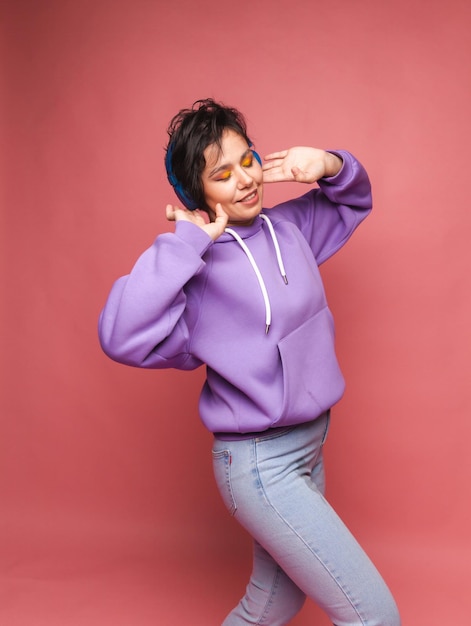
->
[165,98,250,211]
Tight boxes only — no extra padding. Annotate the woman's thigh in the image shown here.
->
[212,417,400,626]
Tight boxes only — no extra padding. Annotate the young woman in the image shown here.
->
[99,99,400,626]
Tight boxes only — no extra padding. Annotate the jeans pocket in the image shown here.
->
[212,449,237,516]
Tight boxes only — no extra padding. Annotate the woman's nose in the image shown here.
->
[236,167,253,188]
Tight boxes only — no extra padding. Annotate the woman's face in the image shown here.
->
[202,129,263,226]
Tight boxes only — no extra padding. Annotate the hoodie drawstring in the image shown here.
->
[224,215,288,334]
[260,214,288,285]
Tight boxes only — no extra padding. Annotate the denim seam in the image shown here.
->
[321,409,331,446]
[251,439,367,626]
[257,565,282,625]
[212,449,237,515]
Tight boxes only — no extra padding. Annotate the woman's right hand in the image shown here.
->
[166,202,228,241]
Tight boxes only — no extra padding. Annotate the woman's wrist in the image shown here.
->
[323,152,343,178]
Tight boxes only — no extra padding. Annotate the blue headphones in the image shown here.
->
[165,140,262,211]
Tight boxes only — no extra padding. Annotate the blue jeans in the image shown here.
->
[212,413,400,626]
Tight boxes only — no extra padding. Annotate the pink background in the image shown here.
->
[2,1,471,624]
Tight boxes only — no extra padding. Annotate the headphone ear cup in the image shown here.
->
[248,140,262,166]
[173,184,199,211]
[252,150,262,166]
[165,144,199,211]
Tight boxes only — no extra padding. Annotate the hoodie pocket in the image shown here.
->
[276,308,345,425]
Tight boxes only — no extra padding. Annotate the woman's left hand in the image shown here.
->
[166,202,228,241]
[262,148,343,184]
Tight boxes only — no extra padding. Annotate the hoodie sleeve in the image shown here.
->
[269,150,372,264]
[98,221,212,369]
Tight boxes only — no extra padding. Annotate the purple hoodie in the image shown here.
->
[98,151,371,434]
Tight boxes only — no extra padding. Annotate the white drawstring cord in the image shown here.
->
[225,215,288,334]
[224,227,272,333]
[260,214,288,284]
